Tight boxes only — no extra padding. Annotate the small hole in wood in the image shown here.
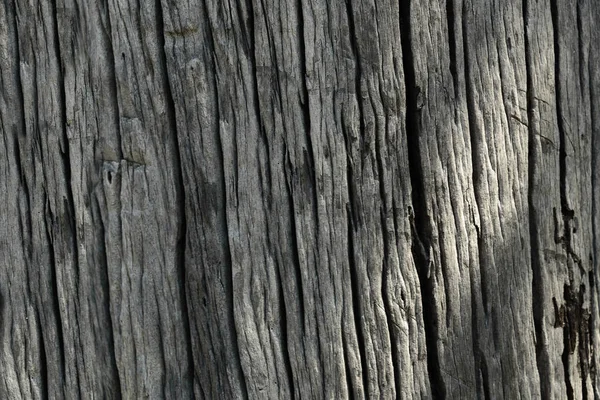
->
[107,171,113,184]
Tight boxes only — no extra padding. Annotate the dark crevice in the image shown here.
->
[446,0,458,95]
[301,138,316,218]
[561,281,594,400]
[296,0,318,226]
[399,0,443,398]
[582,314,590,400]
[13,135,32,260]
[346,208,369,396]
[476,238,489,316]
[36,308,49,400]
[99,0,123,160]
[242,0,265,141]
[43,194,67,392]
[11,5,27,144]
[296,0,309,122]
[154,295,168,399]
[549,10,591,395]
[292,5,320,395]
[523,0,550,396]
[480,353,491,400]
[257,0,284,115]
[468,202,487,398]
[437,222,452,330]
[550,0,570,230]
[243,2,294,391]
[93,195,122,399]
[248,2,274,215]
[470,280,490,400]
[562,328,574,400]
[378,193,400,393]
[577,284,592,398]
[342,335,356,400]
[47,0,78,394]
[343,134,360,230]
[339,7,369,373]
[340,119,365,397]
[283,148,306,332]
[345,0,363,127]
[155,0,196,397]
[461,0,489,318]
[562,284,579,400]
[278,149,305,397]
[96,1,124,396]
[50,0,81,311]
[292,75,318,400]
[372,93,399,391]
[275,258,296,396]
[200,0,249,396]
[343,6,370,394]
[49,27,83,399]
[576,1,585,99]
[234,0,252,58]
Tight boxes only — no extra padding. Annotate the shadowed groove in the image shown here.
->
[154,0,195,396]
[399,0,444,397]
[522,0,550,397]
[344,0,369,395]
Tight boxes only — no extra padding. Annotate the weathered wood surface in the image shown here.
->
[0,0,598,398]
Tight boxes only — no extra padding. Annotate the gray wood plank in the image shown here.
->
[0,0,598,398]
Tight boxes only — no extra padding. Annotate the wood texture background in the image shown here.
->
[0,0,598,398]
